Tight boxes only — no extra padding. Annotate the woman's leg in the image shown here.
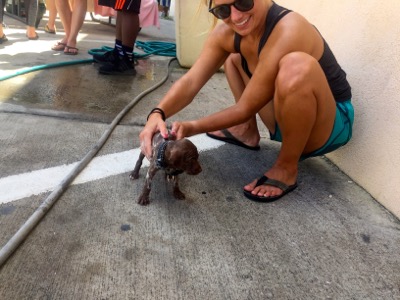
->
[46,0,58,31]
[64,0,86,50]
[207,53,261,148]
[25,0,39,38]
[55,0,72,44]
[244,52,337,198]
[0,0,6,38]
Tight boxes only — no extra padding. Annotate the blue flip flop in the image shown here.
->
[206,129,260,151]
[243,175,298,202]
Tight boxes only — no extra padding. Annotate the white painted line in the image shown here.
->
[0,134,224,204]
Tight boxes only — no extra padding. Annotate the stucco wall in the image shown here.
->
[175,1,400,218]
[277,0,400,218]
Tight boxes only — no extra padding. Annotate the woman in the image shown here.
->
[140,0,354,202]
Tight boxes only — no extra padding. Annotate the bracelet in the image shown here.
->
[147,108,166,121]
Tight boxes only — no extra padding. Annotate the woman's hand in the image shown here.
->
[139,113,169,159]
[170,121,196,140]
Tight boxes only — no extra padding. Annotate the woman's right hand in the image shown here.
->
[139,113,169,159]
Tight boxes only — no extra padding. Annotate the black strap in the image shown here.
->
[233,3,292,78]
[234,33,241,53]
[258,3,292,54]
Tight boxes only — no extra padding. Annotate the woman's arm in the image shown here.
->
[171,12,325,139]
[139,23,234,157]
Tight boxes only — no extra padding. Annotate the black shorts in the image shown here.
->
[98,0,141,13]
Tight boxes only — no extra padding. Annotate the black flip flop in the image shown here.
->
[243,175,298,202]
[206,129,260,151]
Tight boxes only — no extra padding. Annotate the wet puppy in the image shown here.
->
[130,132,202,205]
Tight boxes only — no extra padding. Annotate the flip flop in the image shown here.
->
[0,34,8,44]
[52,42,66,51]
[26,33,39,40]
[243,175,298,202]
[44,24,56,34]
[64,45,79,55]
[206,129,260,151]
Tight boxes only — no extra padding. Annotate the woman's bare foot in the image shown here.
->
[207,122,260,149]
[244,164,298,198]
[26,26,38,40]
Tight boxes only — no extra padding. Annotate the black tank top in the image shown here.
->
[234,2,352,102]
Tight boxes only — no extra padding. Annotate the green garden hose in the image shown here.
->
[0,40,176,82]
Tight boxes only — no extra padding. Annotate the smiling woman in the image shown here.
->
[140,0,354,203]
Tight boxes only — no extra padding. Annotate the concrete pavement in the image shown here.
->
[0,12,400,300]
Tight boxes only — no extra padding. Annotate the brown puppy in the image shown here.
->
[130,132,202,205]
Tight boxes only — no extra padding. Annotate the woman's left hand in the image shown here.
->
[171,121,196,139]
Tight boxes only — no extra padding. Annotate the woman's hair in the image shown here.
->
[200,0,218,28]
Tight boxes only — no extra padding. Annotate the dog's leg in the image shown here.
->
[138,164,158,205]
[129,152,145,180]
[172,176,185,200]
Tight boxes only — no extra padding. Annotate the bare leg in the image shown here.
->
[244,52,337,198]
[208,53,260,148]
[65,0,86,49]
[45,0,58,31]
[55,0,72,44]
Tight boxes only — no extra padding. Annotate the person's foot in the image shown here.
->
[26,33,39,40]
[206,129,260,151]
[93,49,118,64]
[64,45,79,55]
[26,27,38,40]
[0,34,8,44]
[51,41,67,51]
[244,165,298,199]
[44,24,56,34]
[207,126,260,149]
[99,56,136,76]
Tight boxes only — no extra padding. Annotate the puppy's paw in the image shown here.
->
[137,195,150,206]
[129,171,139,180]
[173,188,186,200]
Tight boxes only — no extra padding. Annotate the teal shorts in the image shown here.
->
[270,100,354,160]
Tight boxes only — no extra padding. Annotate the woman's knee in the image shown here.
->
[224,53,241,70]
[275,52,317,97]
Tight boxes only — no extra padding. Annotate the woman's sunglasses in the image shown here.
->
[208,0,254,19]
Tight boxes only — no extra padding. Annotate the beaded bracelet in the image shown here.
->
[147,108,166,121]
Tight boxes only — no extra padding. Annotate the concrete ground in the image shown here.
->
[1,11,400,300]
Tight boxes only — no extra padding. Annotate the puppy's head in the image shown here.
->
[164,139,202,175]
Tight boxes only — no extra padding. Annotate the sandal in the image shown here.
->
[64,45,79,55]
[243,175,298,202]
[52,41,66,51]
[0,34,8,44]
[26,33,39,40]
[44,24,56,34]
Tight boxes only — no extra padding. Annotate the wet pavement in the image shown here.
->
[1,12,400,300]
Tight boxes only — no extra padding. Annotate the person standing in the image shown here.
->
[93,0,141,75]
[157,0,170,19]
